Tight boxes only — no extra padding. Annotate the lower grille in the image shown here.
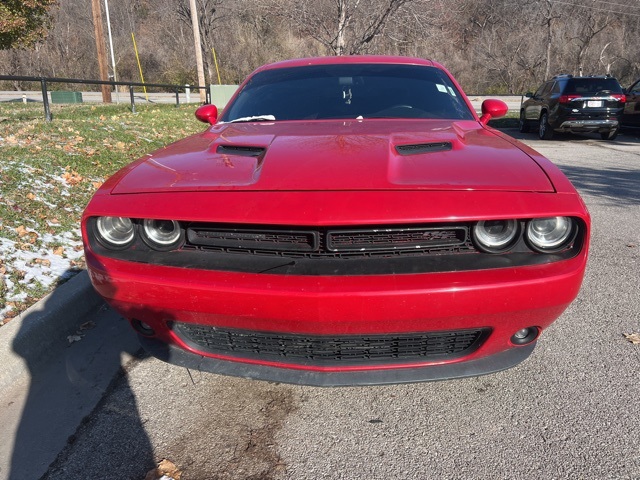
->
[173,323,489,366]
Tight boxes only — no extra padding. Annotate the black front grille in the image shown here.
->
[186,224,473,258]
[187,227,318,252]
[327,227,466,252]
[173,323,489,366]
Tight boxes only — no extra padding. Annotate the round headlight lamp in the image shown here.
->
[472,219,519,253]
[95,216,135,249]
[142,219,183,250]
[526,217,574,252]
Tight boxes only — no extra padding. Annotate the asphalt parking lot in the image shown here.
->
[1,127,639,480]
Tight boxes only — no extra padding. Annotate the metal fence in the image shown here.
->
[0,75,210,121]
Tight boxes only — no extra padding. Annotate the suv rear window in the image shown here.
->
[565,78,622,95]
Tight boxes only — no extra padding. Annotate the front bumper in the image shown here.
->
[86,247,586,384]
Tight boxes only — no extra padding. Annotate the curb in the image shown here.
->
[0,271,105,392]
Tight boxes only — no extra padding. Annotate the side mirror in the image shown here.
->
[525,92,533,98]
[479,99,508,125]
[195,104,218,125]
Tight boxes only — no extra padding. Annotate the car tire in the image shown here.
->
[601,129,618,141]
[519,111,530,133]
[538,112,554,140]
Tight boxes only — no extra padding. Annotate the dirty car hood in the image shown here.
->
[110,120,554,194]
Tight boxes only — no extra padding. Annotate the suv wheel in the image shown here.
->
[539,112,554,140]
[519,111,530,133]
[601,129,618,141]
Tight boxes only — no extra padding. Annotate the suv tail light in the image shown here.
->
[611,94,626,103]
[559,94,581,104]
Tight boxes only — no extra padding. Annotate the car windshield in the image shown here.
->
[221,64,474,122]
[565,78,623,95]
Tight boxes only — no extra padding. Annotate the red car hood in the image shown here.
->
[111,120,554,194]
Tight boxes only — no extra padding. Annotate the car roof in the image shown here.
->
[252,56,438,74]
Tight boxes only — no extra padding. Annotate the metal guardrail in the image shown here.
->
[0,75,210,121]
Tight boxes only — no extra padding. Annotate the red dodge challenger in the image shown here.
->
[82,56,590,386]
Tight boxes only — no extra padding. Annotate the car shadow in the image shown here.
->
[555,163,640,206]
[7,270,155,479]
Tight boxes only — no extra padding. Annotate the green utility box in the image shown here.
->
[50,91,83,104]
[209,85,237,108]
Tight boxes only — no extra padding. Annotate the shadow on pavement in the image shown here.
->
[554,164,640,206]
[8,270,154,479]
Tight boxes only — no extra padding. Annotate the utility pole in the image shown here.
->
[189,0,207,103]
[91,0,112,103]
[104,0,119,103]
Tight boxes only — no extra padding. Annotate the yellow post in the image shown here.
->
[212,47,222,85]
[131,32,149,102]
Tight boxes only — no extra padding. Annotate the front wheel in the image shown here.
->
[601,129,618,141]
[539,113,554,140]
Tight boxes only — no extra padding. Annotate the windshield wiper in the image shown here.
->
[228,115,276,123]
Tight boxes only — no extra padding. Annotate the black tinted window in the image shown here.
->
[541,82,554,96]
[222,64,474,122]
[565,78,622,94]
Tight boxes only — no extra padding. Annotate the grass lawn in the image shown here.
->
[0,102,204,325]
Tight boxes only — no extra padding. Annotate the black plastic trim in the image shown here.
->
[86,218,586,276]
[396,142,452,155]
[216,145,265,157]
[138,335,537,386]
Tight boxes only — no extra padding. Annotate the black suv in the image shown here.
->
[520,75,626,140]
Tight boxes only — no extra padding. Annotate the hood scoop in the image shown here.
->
[216,145,266,157]
[396,142,452,156]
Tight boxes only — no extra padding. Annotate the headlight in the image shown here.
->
[95,216,135,248]
[142,219,183,250]
[526,217,574,252]
[472,219,519,253]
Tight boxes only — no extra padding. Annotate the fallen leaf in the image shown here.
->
[62,171,83,185]
[53,246,64,256]
[34,258,51,267]
[145,459,182,480]
[27,193,36,200]
[16,225,28,237]
[623,333,640,344]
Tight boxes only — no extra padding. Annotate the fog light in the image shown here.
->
[132,319,155,336]
[514,328,529,339]
[510,327,538,345]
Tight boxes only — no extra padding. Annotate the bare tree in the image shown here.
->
[261,0,416,55]
[3,0,640,93]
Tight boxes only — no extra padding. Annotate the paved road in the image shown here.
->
[2,128,640,480]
